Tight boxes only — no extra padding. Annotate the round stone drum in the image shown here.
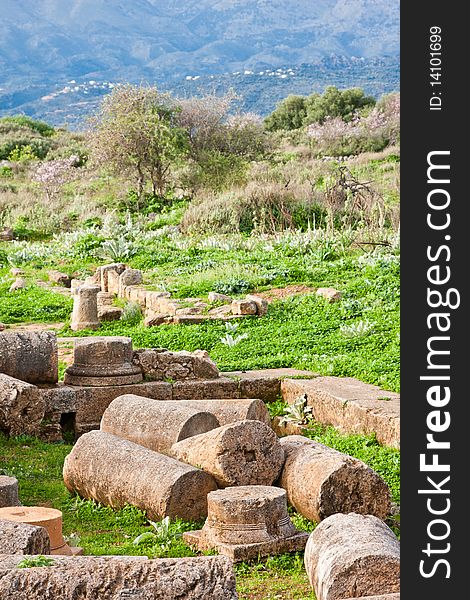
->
[64,336,143,386]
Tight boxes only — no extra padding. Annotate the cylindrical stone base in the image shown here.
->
[100,395,220,454]
[64,337,143,386]
[63,430,218,521]
[279,435,391,522]
[171,420,285,487]
[0,476,21,508]
[70,284,100,331]
[203,486,297,545]
[0,506,71,555]
[304,513,400,600]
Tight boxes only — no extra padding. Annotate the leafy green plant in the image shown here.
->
[278,394,313,426]
[120,302,142,324]
[17,555,54,569]
[340,319,375,338]
[213,277,251,295]
[220,321,249,347]
[133,516,182,551]
[97,237,137,262]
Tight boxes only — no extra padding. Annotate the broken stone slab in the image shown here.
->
[106,269,121,295]
[223,369,318,403]
[0,374,44,437]
[177,399,271,427]
[231,299,257,315]
[0,554,237,600]
[0,331,58,384]
[316,287,342,302]
[64,337,143,386]
[0,477,20,508]
[208,292,233,303]
[98,306,123,321]
[70,284,100,331]
[9,278,26,292]
[127,286,148,306]
[0,519,50,555]
[208,304,233,318]
[119,269,143,297]
[97,291,115,306]
[144,312,168,327]
[304,513,400,600]
[47,270,71,287]
[99,263,127,293]
[133,348,219,381]
[100,395,220,454]
[145,291,172,312]
[0,228,14,242]
[172,377,239,400]
[184,486,308,562]
[63,430,217,521]
[170,314,212,325]
[171,420,284,487]
[245,294,269,316]
[281,377,400,448]
[279,436,391,522]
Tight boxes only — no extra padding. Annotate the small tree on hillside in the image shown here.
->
[177,92,270,191]
[89,84,188,204]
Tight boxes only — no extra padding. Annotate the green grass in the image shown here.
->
[0,281,72,324]
[62,266,399,391]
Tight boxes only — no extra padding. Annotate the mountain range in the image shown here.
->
[0,0,399,124]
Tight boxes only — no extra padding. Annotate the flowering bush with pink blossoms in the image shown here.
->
[307,93,400,156]
[32,155,80,201]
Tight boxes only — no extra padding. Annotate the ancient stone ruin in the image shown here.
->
[0,554,238,600]
[0,328,400,595]
[183,486,309,561]
[70,262,270,328]
[304,513,400,600]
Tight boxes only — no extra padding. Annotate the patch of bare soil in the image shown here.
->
[255,285,315,303]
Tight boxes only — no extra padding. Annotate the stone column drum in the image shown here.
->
[176,398,271,426]
[171,420,285,487]
[304,513,400,600]
[0,476,21,508]
[0,506,73,555]
[63,430,218,521]
[183,486,308,561]
[279,435,391,522]
[64,337,143,386]
[70,285,100,331]
[100,395,220,455]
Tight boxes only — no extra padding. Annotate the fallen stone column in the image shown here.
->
[63,430,217,521]
[0,554,237,600]
[304,513,400,600]
[279,435,391,522]
[0,331,58,384]
[0,477,20,508]
[178,398,271,426]
[100,395,220,454]
[171,420,284,487]
[0,520,50,555]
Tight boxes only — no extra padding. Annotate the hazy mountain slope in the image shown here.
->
[0,0,399,84]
